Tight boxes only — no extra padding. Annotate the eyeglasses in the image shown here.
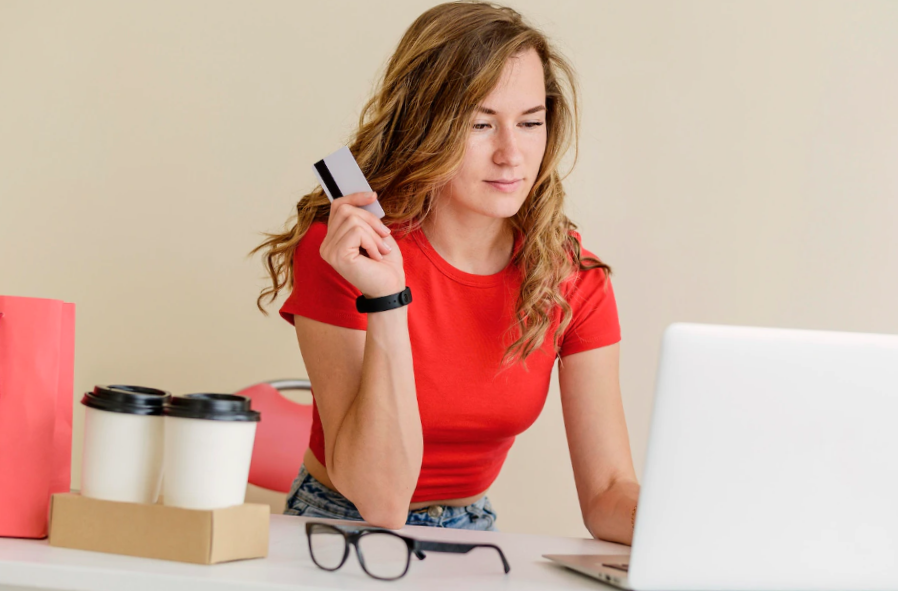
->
[305,521,511,580]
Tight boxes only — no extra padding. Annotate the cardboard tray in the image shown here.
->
[49,493,269,564]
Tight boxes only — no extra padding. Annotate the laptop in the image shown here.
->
[545,323,898,590]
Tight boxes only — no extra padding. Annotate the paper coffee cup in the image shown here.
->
[80,385,170,504]
[163,393,261,510]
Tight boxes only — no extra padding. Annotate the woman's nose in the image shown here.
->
[493,127,523,167]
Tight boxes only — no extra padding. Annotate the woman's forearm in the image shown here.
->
[585,479,640,545]
[328,306,422,528]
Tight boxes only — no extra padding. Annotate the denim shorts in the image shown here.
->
[283,464,498,531]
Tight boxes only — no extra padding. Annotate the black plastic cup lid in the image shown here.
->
[164,393,261,422]
[81,385,171,416]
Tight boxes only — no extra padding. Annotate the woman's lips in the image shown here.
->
[485,179,522,193]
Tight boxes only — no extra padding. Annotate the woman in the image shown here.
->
[253,1,640,545]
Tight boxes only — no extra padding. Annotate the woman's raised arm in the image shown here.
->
[295,191,421,529]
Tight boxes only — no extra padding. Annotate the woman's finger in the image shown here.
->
[355,208,391,237]
[329,192,378,218]
[329,193,390,237]
[354,226,385,262]
[333,223,384,262]
[329,218,389,261]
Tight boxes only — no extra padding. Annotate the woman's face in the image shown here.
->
[437,48,548,223]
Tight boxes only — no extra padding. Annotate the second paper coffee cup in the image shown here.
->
[163,393,261,510]
[80,385,170,504]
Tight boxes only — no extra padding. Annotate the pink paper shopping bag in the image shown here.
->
[0,296,75,538]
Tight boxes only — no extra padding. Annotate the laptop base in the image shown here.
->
[544,554,632,589]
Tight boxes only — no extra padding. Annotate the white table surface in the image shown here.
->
[0,514,628,590]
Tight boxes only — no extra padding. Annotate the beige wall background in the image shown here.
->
[2,0,896,538]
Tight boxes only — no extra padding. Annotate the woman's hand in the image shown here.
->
[319,191,405,298]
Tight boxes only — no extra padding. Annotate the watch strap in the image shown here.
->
[356,287,413,313]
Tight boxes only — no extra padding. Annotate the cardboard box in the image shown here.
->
[49,493,269,564]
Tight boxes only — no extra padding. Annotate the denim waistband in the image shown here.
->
[284,464,498,531]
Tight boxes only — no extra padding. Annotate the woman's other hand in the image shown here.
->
[319,192,405,297]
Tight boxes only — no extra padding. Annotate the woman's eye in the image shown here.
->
[472,121,544,130]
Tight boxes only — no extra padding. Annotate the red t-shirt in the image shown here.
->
[279,221,620,502]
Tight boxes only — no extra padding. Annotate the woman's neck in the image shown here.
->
[420,210,514,276]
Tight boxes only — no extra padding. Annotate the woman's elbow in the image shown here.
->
[357,500,408,530]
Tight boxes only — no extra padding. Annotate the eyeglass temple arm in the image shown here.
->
[414,541,511,574]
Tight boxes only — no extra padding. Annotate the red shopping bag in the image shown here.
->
[0,296,75,538]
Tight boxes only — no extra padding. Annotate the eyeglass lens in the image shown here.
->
[357,532,410,580]
[308,525,346,570]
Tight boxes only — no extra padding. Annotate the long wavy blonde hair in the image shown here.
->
[252,1,610,366]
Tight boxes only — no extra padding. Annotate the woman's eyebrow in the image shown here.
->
[475,105,546,116]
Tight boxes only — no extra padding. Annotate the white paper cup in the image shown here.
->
[80,385,170,504]
[163,394,260,510]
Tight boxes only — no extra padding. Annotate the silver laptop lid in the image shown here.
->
[628,323,898,591]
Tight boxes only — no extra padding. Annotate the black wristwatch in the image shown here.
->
[356,287,413,313]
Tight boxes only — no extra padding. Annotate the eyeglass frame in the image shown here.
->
[305,521,511,580]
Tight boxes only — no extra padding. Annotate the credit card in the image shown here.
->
[313,146,385,218]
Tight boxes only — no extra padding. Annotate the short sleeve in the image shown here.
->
[558,242,621,357]
[278,222,368,331]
